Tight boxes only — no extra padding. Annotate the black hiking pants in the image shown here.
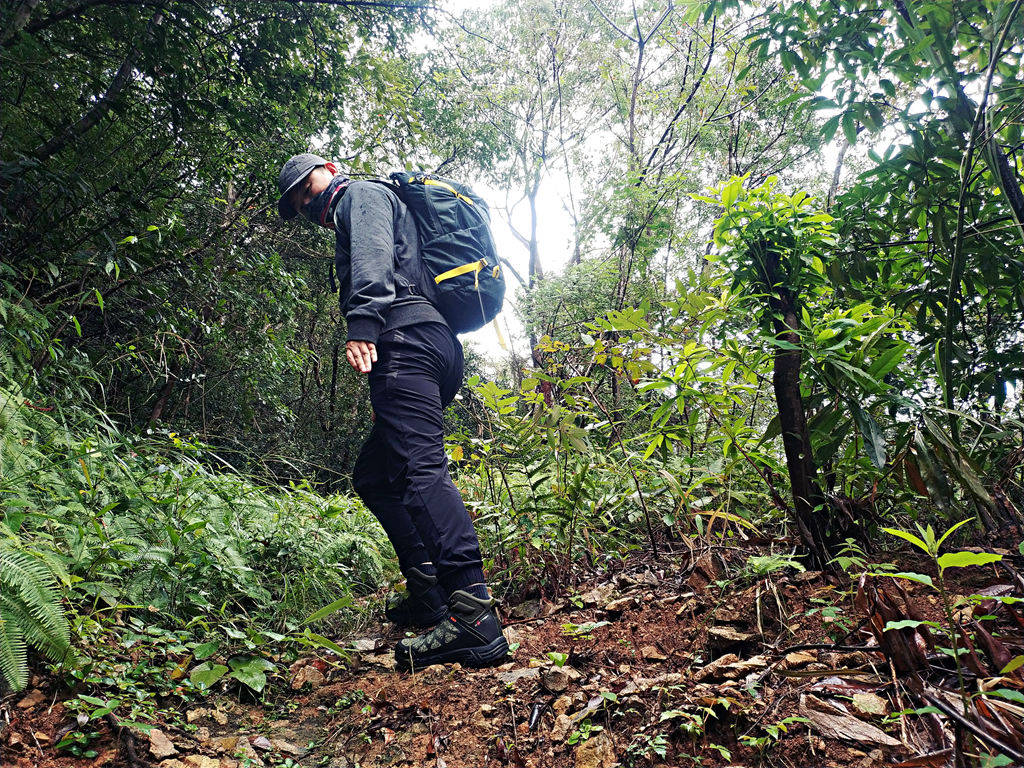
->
[352,322,486,596]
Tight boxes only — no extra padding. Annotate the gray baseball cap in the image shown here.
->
[277,152,329,220]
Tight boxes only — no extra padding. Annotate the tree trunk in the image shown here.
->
[768,284,834,569]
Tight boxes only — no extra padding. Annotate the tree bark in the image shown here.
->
[767,279,833,568]
[1,0,41,45]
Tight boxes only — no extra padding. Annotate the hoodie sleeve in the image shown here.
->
[334,182,398,344]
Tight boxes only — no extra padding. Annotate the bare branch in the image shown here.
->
[588,0,636,42]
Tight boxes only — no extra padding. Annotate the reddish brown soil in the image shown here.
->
[3,545,1020,768]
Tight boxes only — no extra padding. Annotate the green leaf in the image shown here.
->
[193,641,220,660]
[883,619,934,631]
[881,527,930,555]
[850,401,886,469]
[302,631,348,657]
[935,518,972,551]
[999,656,1024,675]
[987,688,1024,704]
[228,657,275,692]
[189,662,228,689]
[721,178,742,207]
[881,571,934,587]
[842,111,858,145]
[936,551,1002,572]
[302,596,352,625]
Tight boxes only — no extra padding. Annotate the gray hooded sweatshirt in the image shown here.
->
[332,180,446,344]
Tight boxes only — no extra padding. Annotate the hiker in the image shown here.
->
[276,153,509,670]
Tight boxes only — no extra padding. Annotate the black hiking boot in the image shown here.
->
[385,567,447,629]
[394,590,509,670]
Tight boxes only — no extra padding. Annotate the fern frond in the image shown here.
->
[0,542,73,691]
[0,611,28,692]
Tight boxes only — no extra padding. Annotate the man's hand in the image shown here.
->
[346,340,377,373]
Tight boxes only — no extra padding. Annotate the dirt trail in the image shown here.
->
[5,546,1016,768]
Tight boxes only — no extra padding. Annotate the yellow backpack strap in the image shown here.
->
[434,258,486,285]
[423,177,476,206]
[492,317,508,351]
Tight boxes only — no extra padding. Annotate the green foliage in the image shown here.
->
[0,538,74,691]
[0,364,389,692]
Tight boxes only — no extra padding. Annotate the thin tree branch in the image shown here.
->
[32,5,166,163]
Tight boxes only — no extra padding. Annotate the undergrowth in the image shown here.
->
[0,374,391,693]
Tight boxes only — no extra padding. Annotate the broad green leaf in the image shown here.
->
[301,631,348,657]
[883,619,926,631]
[936,551,1002,571]
[850,401,886,469]
[721,178,742,207]
[193,641,220,660]
[986,688,1024,704]
[881,527,930,555]
[228,657,275,692]
[189,662,228,689]
[876,571,934,587]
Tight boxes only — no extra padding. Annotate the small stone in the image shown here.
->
[707,626,754,644]
[580,584,615,606]
[551,713,573,742]
[851,693,888,716]
[272,739,306,757]
[604,596,635,613]
[503,627,524,648]
[724,655,768,677]
[574,730,616,768]
[233,739,264,766]
[149,729,178,759]
[364,653,398,670]
[211,736,238,753]
[693,653,740,682]
[784,651,817,667]
[497,666,540,685]
[478,704,496,717]
[16,690,45,709]
[251,735,273,751]
[290,665,325,689]
[640,645,666,661]
[510,600,542,619]
[542,667,571,693]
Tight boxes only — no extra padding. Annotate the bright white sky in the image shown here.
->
[429,0,576,366]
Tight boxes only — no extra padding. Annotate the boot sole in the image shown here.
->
[395,634,510,671]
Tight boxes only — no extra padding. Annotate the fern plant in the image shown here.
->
[0,538,74,692]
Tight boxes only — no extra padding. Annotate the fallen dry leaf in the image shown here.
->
[799,694,900,747]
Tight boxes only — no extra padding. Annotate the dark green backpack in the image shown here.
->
[386,171,506,335]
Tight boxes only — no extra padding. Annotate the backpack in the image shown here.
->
[384,171,506,335]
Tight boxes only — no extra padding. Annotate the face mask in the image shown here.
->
[301,175,349,229]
